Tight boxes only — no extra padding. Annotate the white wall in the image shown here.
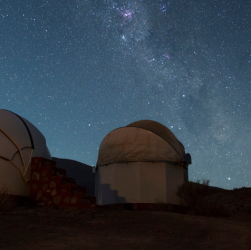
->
[96,162,185,205]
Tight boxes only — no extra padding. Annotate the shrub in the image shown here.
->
[176,179,210,212]
[176,179,230,217]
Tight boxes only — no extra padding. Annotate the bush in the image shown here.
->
[176,179,210,211]
[176,179,231,217]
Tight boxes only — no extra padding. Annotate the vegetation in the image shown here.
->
[176,179,231,217]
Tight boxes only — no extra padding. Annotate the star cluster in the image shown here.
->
[1,0,251,189]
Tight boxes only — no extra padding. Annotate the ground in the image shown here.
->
[0,188,251,250]
[0,207,251,249]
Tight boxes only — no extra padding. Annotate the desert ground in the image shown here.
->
[0,187,251,250]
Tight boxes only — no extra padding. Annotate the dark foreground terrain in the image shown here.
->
[0,187,251,250]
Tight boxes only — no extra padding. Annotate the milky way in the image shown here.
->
[1,0,251,189]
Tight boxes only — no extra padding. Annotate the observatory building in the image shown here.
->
[0,109,191,209]
[0,109,51,196]
[95,120,191,205]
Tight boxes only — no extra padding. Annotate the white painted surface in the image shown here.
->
[96,162,185,205]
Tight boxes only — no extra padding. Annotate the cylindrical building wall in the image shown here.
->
[96,162,185,205]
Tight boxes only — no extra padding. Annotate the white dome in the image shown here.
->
[96,120,189,167]
[0,109,51,196]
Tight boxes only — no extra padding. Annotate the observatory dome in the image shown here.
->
[97,120,190,167]
[0,109,51,196]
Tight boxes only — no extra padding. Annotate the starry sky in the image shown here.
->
[1,0,251,189]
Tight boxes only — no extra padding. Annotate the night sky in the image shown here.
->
[1,0,251,189]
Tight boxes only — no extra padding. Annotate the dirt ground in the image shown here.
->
[0,203,251,250]
[0,187,251,250]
